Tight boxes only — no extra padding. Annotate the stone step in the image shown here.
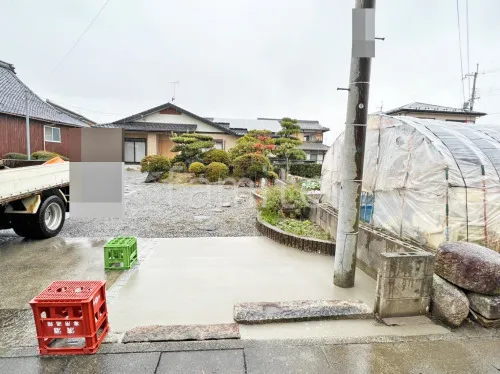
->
[122,323,240,343]
[234,300,373,324]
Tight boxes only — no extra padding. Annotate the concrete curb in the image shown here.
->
[256,216,335,255]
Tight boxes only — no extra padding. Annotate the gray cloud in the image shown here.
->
[1,0,499,144]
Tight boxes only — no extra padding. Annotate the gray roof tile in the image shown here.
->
[299,142,330,151]
[96,122,197,132]
[0,60,89,127]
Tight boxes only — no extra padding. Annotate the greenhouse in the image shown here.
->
[321,114,500,249]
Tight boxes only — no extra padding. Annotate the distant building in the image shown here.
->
[100,102,330,164]
[211,117,330,163]
[0,60,89,157]
[46,100,96,127]
[384,102,487,123]
[98,102,240,163]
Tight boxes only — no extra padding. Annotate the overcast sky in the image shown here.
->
[1,0,499,144]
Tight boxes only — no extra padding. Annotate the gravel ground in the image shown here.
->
[57,170,260,238]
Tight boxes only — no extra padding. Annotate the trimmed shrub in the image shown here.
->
[31,151,68,161]
[188,162,206,176]
[267,171,279,182]
[233,153,272,181]
[170,161,187,172]
[259,185,309,219]
[289,163,322,178]
[206,162,229,182]
[140,155,171,173]
[2,152,28,160]
[202,149,230,166]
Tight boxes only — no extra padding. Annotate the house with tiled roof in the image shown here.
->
[384,102,487,123]
[210,117,330,163]
[98,102,240,163]
[46,100,96,127]
[99,101,330,164]
[0,60,89,157]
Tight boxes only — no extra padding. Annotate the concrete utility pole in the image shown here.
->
[469,63,479,111]
[25,90,31,160]
[333,0,376,288]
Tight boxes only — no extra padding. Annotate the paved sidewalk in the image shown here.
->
[1,337,499,373]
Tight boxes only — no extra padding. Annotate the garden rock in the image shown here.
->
[145,171,163,183]
[431,274,469,327]
[222,203,231,208]
[434,242,500,295]
[210,208,224,213]
[467,292,500,320]
[234,300,372,324]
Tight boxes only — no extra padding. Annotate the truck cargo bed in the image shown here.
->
[0,163,69,204]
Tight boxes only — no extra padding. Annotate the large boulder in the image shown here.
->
[431,274,469,327]
[145,171,163,183]
[434,242,500,295]
[467,292,500,320]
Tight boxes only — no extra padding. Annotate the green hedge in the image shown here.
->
[288,163,322,178]
[233,153,272,181]
[31,151,68,161]
[202,149,230,166]
[206,162,229,182]
[140,155,171,173]
[2,152,28,160]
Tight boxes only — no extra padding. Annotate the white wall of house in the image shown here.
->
[136,112,223,133]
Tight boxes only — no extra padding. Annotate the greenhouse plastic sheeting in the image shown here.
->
[321,115,500,249]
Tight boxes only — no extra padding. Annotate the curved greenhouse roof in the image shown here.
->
[321,115,500,249]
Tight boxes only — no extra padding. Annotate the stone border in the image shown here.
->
[256,215,335,255]
[251,191,263,203]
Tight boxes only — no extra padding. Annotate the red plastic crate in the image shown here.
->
[29,280,109,355]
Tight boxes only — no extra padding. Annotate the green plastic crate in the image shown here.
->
[104,237,138,270]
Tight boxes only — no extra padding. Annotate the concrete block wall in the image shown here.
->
[374,252,435,318]
[309,202,437,318]
[309,203,426,279]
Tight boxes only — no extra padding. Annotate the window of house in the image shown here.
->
[317,153,324,162]
[214,139,224,150]
[304,135,310,142]
[309,153,318,161]
[44,126,61,143]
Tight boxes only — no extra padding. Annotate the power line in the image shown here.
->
[466,0,471,98]
[49,0,112,77]
[456,0,466,106]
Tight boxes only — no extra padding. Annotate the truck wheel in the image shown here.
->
[11,217,34,238]
[15,195,66,239]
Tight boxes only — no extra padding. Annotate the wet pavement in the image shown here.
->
[1,234,499,373]
[0,338,499,373]
[0,237,122,349]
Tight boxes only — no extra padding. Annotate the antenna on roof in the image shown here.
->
[378,100,384,113]
[168,81,179,103]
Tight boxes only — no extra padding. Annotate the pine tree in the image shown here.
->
[171,133,215,164]
[274,118,306,177]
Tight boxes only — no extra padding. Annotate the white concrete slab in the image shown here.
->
[107,236,376,332]
[239,319,450,340]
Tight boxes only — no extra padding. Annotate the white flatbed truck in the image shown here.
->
[0,162,69,239]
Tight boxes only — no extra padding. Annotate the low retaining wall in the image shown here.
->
[309,202,429,279]
[256,216,335,255]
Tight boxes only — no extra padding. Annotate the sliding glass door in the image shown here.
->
[124,138,146,163]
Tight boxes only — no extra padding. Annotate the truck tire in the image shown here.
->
[11,218,34,238]
[12,195,66,239]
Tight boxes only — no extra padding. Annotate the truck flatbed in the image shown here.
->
[0,163,69,205]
